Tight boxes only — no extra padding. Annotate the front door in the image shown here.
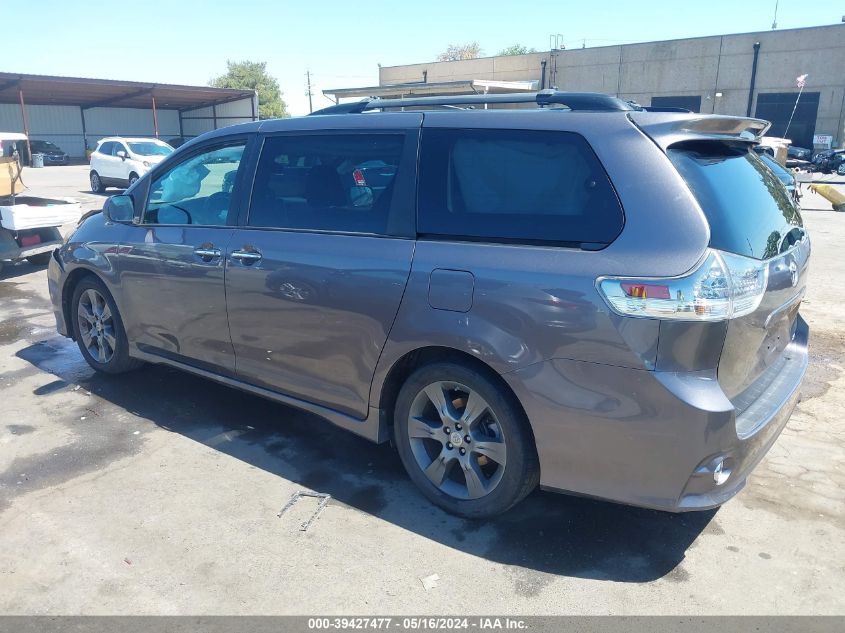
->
[96,142,121,181]
[118,139,249,373]
[225,128,419,417]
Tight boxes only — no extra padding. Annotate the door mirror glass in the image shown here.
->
[116,150,126,159]
[103,194,135,224]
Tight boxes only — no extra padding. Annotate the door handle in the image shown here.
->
[193,246,222,261]
[231,248,262,265]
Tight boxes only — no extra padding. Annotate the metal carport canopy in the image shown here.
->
[0,72,255,111]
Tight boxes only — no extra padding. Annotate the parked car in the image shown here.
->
[89,137,174,192]
[48,92,809,518]
[786,145,812,161]
[29,139,69,165]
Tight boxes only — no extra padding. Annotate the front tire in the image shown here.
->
[394,361,539,518]
[128,173,139,187]
[71,276,142,374]
[90,171,104,194]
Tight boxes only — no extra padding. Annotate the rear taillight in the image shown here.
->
[352,169,367,186]
[598,249,768,321]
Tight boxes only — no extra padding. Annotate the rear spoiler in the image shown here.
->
[628,113,771,151]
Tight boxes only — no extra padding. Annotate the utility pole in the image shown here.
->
[306,70,313,114]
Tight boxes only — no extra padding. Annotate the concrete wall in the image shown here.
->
[379,24,845,147]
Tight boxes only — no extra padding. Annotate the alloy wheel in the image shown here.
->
[407,381,507,500]
[77,288,116,364]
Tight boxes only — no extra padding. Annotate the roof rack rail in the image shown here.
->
[310,90,639,115]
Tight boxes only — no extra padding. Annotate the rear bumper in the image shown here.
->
[0,239,62,261]
[503,315,809,512]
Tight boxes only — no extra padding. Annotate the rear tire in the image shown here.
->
[128,173,139,187]
[71,276,142,374]
[90,171,104,194]
[394,361,539,518]
[26,252,52,266]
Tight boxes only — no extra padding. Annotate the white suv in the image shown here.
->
[89,137,173,193]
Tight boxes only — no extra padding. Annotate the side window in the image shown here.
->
[143,143,246,226]
[248,133,405,235]
[114,143,127,156]
[418,129,624,246]
[98,142,113,155]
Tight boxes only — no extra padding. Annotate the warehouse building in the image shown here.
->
[0,72,258,159]
[326,23,845,150]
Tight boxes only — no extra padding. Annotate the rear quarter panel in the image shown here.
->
[370,111,712,404]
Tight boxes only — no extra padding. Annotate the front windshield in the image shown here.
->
[34,141,59,150]
[128,142,173,157]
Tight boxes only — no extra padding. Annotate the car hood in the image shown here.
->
[140,154,169,164]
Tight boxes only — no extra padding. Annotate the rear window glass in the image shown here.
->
[417,129,624,246]
[669,145,802,259]
[249,133,405,235]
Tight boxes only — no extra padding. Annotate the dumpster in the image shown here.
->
[31,153,44,168]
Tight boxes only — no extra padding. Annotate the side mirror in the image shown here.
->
[103,194,135,224]
[116,150,127,160]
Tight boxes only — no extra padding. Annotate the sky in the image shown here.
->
[7,0,844,116]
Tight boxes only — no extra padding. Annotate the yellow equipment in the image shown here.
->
[808,184,845,212]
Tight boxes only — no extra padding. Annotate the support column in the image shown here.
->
[151,94,159,138]
[79,106,89,158]
[212,104,218,130]
[18,88,33,166]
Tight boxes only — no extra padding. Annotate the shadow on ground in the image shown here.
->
[15,338,716,584]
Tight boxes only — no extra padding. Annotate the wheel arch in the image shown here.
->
[376,346,531,434]
[61,268,105,341]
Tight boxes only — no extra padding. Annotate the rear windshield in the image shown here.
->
[418,129,624,247]
[669,144,802,259]
[128,142,173,157]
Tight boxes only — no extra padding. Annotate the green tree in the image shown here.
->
[498,44,537,56]
[436,42,482,62]
[210,60,288,119]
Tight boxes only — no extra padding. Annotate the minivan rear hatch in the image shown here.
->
[632,113,809,420]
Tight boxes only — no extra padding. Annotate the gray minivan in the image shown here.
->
[47,92,809,518]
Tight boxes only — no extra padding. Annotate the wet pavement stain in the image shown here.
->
[0,320,26,344]
[0,419,145,514]
[7,425,35,435]
[802,329,845,402]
